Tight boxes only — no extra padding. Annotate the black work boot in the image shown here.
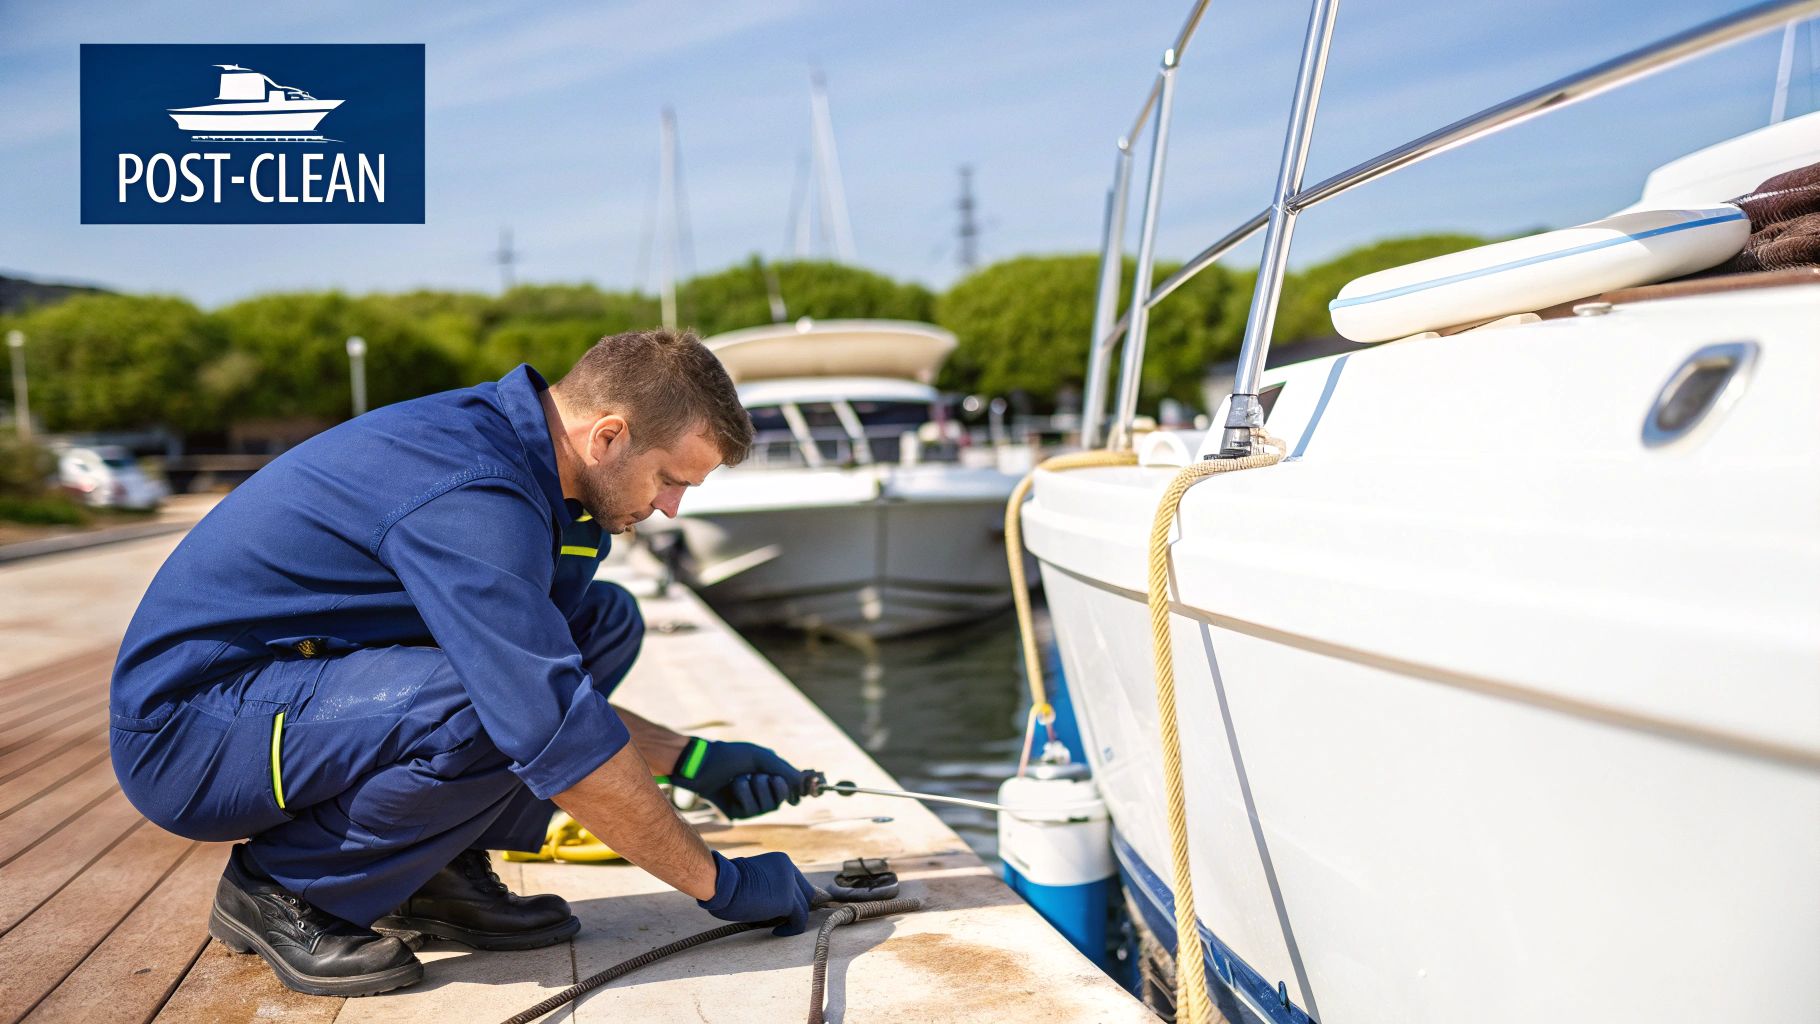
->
[209,845,423,997]
[373,848,580,950]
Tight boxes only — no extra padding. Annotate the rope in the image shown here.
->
[1000,433,1284,1024]
[1143,431,1285,1023]
[1005,449,1139,761]
[495,889,923,1024]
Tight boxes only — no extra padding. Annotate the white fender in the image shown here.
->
[1329,205,1750,343]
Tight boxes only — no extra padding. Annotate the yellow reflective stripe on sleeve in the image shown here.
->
[559,545,598,558]
[576,512,592,522]
[270,711,287,810]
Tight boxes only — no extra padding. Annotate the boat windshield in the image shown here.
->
[742,399,946,468]
[849,400,930,463]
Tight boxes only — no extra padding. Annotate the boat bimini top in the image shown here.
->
[704,319,956,385]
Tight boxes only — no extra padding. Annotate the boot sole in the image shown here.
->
[372,912,581,951]
[208,906,424,997]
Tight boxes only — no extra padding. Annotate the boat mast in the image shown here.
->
[809,70,857,263]
[658,106,684,330]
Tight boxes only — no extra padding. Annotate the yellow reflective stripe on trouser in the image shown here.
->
[270,711,287,810]
[560,545,597,557]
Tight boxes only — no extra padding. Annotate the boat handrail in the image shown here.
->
[1081,0,1820,452]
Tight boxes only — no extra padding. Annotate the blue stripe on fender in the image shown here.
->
[1328,209,1747,311]
[1114,830,1316,1024]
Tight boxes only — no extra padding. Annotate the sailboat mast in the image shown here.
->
[658,107,679,330]
[809,71,856,263]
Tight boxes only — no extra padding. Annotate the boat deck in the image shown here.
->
[0,538,1149,1024]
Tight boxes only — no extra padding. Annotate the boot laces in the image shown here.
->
[272,891,340,934]
[456,849,510,897]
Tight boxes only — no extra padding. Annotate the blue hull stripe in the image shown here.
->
[1114,830,1317,1024]
[1327,209,1745,311]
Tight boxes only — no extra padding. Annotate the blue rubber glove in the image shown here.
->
[670,738,805,819]
[697,851,816,936]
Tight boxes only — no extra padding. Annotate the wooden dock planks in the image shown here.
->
[20,843,229,1024]
[0,791,151,933]
[0,758,120,865]
[0,650,225,1024]
[0,733,109,820]
[0,813,195,1022]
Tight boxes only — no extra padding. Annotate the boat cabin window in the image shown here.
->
[847,400,930,464]
[740,398,941,468]
[794,402,852,463]
[746,404,802,466]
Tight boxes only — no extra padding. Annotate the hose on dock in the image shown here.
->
[495,888,921,1024]
[805,897,925,1024]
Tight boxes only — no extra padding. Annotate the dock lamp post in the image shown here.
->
[345,335,368,418]
[7,329,28,441]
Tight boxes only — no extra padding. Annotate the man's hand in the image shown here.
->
[698,851,817,935]
[553,743,718,900]
[671,739,806,819]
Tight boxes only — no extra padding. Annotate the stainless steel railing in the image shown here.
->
[1081,0,1820,454]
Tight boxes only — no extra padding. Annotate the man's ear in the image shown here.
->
[585,414,629,465]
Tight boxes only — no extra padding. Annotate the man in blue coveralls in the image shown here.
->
[110,328,818,996]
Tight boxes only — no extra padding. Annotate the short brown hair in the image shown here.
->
[552,327,753,466]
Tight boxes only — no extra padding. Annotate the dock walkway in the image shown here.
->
[0,537,1150,1023]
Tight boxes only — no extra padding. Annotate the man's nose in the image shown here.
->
[654,487,683,518]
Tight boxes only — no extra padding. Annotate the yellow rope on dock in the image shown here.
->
[1003,433,1285,1024]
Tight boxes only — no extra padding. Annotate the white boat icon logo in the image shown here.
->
[167,64,343,142]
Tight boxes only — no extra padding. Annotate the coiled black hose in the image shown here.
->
[496,888,922,1024]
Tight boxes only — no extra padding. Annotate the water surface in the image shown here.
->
[744,603,1054,862]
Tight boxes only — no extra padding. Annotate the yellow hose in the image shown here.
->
[1005,433,1285,1024]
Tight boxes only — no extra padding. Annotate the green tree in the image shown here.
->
[469,319,609,381]
[487,282,658,330]
[1274,233,1489,342]
[378,289,492,375]
[935,254,1244,411]
[213,292,464,422]
[8,293,227,432]
[470,284,660,380]
[678,258,936,337]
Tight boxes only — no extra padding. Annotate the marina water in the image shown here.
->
[745,603,1062,863]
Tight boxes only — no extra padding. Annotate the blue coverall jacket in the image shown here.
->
[109,365,644,924]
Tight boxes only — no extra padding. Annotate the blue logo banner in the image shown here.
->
[80,44,425,224]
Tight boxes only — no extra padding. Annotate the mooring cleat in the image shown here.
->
[825,857,899,901]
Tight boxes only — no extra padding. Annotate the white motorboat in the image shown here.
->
[167,65,342,137]
[1019,3,1820,1022]
[653,318,1032,639]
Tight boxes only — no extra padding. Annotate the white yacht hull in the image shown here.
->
[663,464,1025,639]
[1024,285,1820,1022]
[168,101,341,134]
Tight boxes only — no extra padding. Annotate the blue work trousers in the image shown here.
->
[111,582,643,926]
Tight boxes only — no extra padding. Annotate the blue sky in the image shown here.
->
[0,0,1812,308]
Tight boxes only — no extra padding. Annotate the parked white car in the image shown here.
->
[57,446,168,510]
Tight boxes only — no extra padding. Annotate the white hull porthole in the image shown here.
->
[1642,341,1759,448]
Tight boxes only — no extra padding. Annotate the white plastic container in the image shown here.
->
[998,761,1115,965]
